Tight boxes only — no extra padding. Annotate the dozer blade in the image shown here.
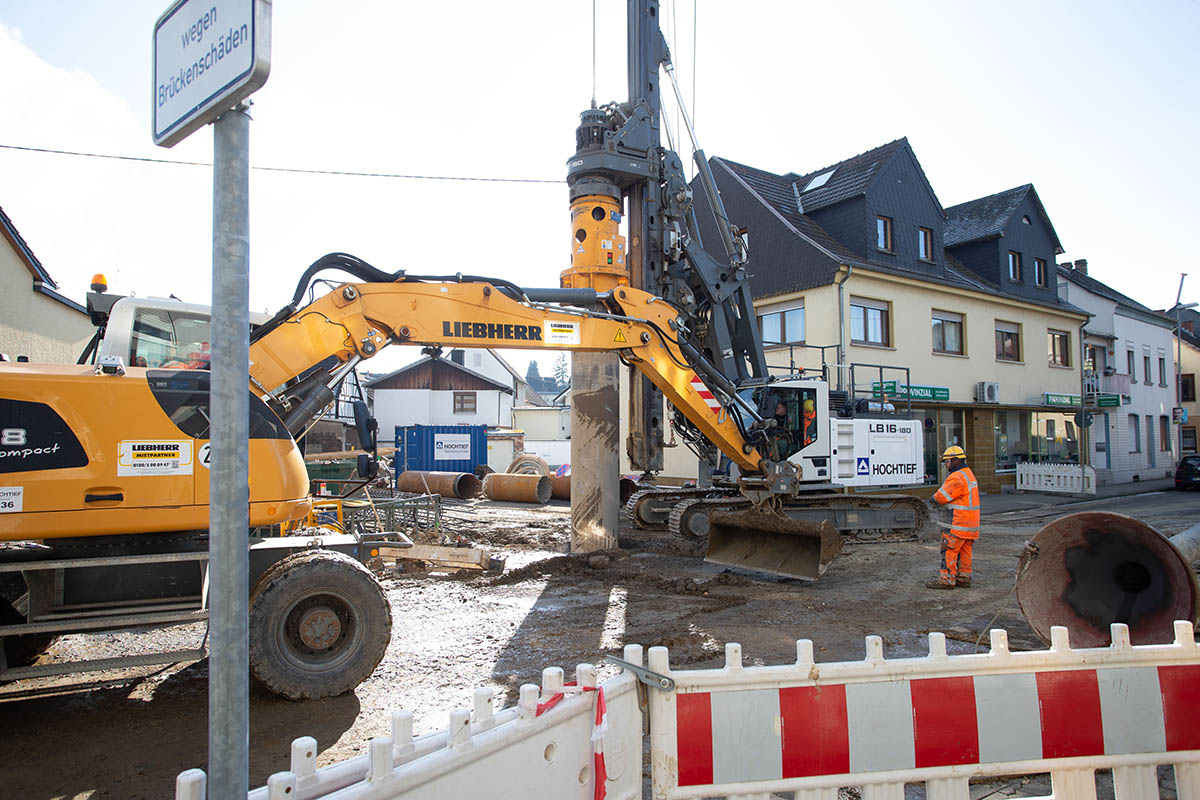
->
[705,508,842,581]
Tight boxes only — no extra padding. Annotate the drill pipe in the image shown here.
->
[483,473,552,504]
[394,470,482,500]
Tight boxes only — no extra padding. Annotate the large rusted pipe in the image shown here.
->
[1016,512,1200,647]
[550,475,571,500]
[483,473,552,504]
[394,470,481,500]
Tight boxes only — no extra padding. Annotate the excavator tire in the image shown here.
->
[0,598,55,669]
[248,550,391,700]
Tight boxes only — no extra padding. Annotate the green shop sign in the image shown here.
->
[872,381,950,401]
[1045,392,1121,408]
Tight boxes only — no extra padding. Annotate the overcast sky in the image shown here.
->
[1,1,1198,378]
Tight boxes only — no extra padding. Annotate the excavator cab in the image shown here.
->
[756,386,819,462]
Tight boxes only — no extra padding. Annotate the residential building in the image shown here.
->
[0,205,93,362]
[1057,262,1179,482]
[1168,306,1199,455]
[684,138,1089,492]
[366,349,538,444]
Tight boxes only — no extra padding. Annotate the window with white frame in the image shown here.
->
[758,303,805,345]
[850,297,890,346]
[932,310,964,354]
[1144,354,1152,384]
[1159,356,1167,386]
[1129,414,1141,452]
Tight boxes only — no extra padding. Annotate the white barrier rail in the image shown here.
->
[1016,462,1096,494]
[177,624,1200,800]
[647,621,1200,800]
[175,645,645,800]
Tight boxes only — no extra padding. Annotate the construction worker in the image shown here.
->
[801,397,818,447]
[926,445,979,589]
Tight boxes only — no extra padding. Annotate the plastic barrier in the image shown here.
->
[175,646,645,800]
[1016,462,1096,494]
[177,625,1200,800]
[647,621,1200,799]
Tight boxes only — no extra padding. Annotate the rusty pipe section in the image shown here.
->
[550,475,571,500]
[394,470,481,499]
[1016,511,1200,647]
[483,473,552,504]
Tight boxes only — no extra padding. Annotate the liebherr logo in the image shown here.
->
[442,321,543,341]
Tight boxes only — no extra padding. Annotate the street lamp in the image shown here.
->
[1170,273,1198,460]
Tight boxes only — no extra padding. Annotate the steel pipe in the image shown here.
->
[550,475,571,500]
[1016,512,1200,647]
[483,473,552,504]
[394,471,481,500]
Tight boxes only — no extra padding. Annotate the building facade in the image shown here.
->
[1057,263,1180,482]
[686,139,1090,493]
[0,205,93,363]
[367,356,515,440]
[1176,308,1200,454]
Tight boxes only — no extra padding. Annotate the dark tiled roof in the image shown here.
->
[715,158,862,264]
[787,139,911,214]
[709,153,1086,317]
[1058,267,1158,315]
[945,184,1064,253]
[0,204,55,287]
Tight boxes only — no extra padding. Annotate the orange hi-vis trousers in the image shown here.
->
[939,533,973,584]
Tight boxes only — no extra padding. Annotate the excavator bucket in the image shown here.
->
[705,508,842,581]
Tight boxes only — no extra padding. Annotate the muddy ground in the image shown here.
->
[1,492,1195,799]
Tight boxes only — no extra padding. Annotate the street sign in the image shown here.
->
[153,0,271,147]
[871,381,950,402]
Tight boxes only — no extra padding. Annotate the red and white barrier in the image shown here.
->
[176,624,1200,800]
[175,646,645,800]
[648,622,1200,799]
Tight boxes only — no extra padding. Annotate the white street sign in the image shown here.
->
[153,0,270,147]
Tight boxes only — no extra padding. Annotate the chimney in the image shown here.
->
[1073,259,1088,275]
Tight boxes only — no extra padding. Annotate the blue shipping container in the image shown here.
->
[393,424,487,475]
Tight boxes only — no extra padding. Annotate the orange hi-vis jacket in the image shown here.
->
[933,466,980,539]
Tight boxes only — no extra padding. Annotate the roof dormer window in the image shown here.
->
[803,169,836,192]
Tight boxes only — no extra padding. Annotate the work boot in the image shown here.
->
[956,577,972,588]
[924,580,955,590]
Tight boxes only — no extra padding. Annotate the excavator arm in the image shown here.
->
[247,264,766,474]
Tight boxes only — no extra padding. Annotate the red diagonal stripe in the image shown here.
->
[677,692,713,786]
[779,684,849,777]
[1159,664,1200,751]
[911,676,979,767]
[1036,670,1103,758]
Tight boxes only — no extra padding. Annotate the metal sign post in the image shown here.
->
[153,1,270,796]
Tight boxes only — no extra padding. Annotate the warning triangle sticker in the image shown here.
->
[613,329,627,343]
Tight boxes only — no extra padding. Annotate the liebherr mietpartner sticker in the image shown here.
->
[118,440,193,476]
[544,320,581,345]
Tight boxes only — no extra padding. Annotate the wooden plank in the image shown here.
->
[378,544,489,570]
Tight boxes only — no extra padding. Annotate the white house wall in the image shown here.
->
[373,388,512,444]
[1059,279,1179,483]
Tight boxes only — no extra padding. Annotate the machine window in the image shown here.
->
[130,308,213,369]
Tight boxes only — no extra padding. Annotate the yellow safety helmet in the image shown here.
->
[941,445,966,461]
[803,398,815,413]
